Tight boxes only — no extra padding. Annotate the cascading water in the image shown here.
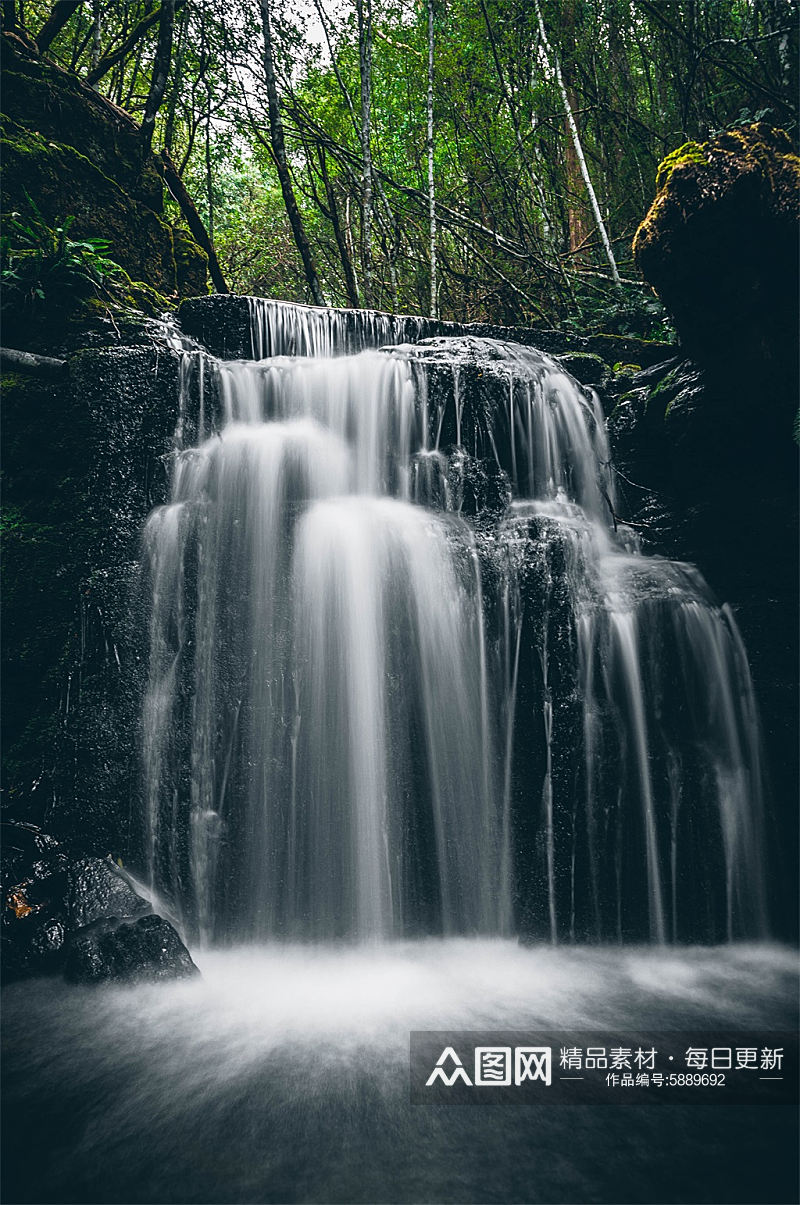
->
[143,344,507,943]
[141,301,768,946]
[5,298,789,1205]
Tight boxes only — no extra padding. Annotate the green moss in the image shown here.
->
[1,52,209,304]
[655,142,709,191]
[172,226,209,297]
[2,118,178,294]
[558,351,607,385]
[612,362,642,374]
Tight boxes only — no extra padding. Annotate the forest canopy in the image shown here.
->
[2,0,797,333]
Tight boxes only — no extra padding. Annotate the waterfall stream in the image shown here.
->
[2,299,790,1205]
[141,300,767,946]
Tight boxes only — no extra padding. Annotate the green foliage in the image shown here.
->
[560,281,675,341]
[1,193,126,314]
[5,0,798,327]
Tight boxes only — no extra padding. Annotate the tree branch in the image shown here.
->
[86,0,187,86]
[35,2,82,53]
[1,347,68,378]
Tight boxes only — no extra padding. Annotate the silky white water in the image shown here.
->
[2,301,790,1205]
[141,303,769,946]
[3,942,796,1203]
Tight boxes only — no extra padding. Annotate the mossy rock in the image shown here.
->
[633,124,800,381]
[557,351,607,385]
[1,35,207,303]
[2,117,176,291]
[612,362,642,375]
[583,331,674,367]
[0,45,162,210]
[655,142,709,191]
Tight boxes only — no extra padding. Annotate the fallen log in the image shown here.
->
[1,347,68,378]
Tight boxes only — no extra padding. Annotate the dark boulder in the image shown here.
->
[1,821,69,979]
[556,351,607,386]
[633,124,799,380]
[64,914,198,985]
[1,824,198,984]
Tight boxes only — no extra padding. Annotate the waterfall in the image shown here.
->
[141,305,767,945]
[247,297,438,359]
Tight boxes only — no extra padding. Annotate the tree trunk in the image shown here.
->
[160,150,229,293]
[140,0,175,157]
[259,0,325,306]
[90,0,102,75]
[427,0,437,318]
[533,0,620,283]
[356,0,373,307]
[0,347,67,378]
[563,85,591,254]
[205,102,214,242]
[35,2,82,53]
[319,148,360,307]
[163,2,188,155]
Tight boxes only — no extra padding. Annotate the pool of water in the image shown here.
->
[2,941,798,1203]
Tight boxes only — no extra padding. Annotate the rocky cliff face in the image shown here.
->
[2,120,796,945]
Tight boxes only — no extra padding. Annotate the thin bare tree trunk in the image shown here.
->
[90,0,101,73]
[259,0,325,306]
[355,0,373,306]
[318,147,360,307]
[140,0,175,157]
[0,347,67,377]
[427,0,437,318]
[163,1,188,154]
[533,0,620,283]
[87,0,186,86]
[1,5,18,34]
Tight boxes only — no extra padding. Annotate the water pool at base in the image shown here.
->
[3,940,797,1204]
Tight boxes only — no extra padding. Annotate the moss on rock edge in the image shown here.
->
[633,124,799,381]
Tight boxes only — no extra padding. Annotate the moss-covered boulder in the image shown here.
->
[556,351,606,385]
[0,35,208,301]
[633,124,799,374]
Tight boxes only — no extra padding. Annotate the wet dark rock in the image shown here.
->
[2,823,197,984]
[64,914,198,985]
[630,356,682,387]
[557,351,607,385]
[1,822,69,979]
[448,450,512,520]
[633,124,799,379]
[2,337,205,851]
[178,294,675,367]
[607,348,799,934]
[69,857,150,929]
